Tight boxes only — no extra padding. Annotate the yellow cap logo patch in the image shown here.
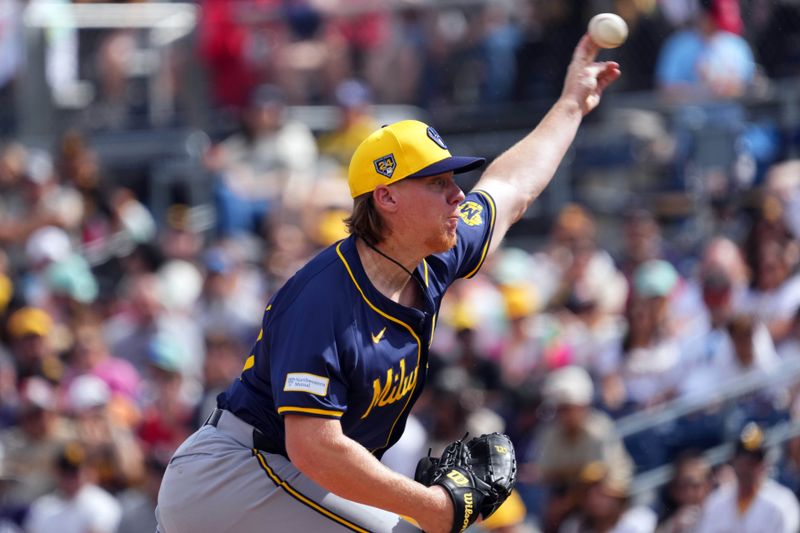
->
[458,201,483,226]
[373,154,397,178]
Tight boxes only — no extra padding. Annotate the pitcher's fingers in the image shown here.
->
[572,34,600,65]
[597,64,622,92]
[583,62,610,80]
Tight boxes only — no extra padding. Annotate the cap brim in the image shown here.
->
[407,156,485,179]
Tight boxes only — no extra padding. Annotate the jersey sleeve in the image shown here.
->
[435,190,496,282]
[265,296,350,419]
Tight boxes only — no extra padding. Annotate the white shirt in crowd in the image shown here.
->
[24,483,122,533]
[695,478,800,533]
[679,322,780,401]
[741,274,800,327]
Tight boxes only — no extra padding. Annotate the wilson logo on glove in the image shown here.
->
[461,492,474,531]
[447,470,469,487]
[415,433,517,533]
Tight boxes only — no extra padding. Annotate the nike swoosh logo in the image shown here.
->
[371,327,387,344]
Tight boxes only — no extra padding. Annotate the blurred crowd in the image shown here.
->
[1,0,800,533]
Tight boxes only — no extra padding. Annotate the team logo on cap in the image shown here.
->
[427,127,447,150]
[374,154,397,178]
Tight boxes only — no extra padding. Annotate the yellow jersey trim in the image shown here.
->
[253,450,369,533]
[422,259,429,287]
[336,242,422,453]
[429,313,436,347]
[464,190,497,279]
[278,406,344,417]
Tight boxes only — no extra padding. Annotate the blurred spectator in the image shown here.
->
[317,78,378,168]
[154,259,204,315]
[207,84,318,237]
[490,282,548,387]
[546,204,628,319]
[532,366,634,532]
[558,461,657,533]
[656,0,754,99]
[0,455,24,532]
[617,208,668,281]
[63,319,141,403]
[136,336,197,459]
[156,205,205,264]
[261,219,317,288]
[193,245,265,344]
[695,422,800,532]
[272,1,346,105]
[477,0,523,104]
[740,201,800,347]
[422,366,503,457]
[19,225,79,310]
[0,377,73,507]
[655,0,762,196]
[718,314,788,431]
[677,236,749,360]
[0,249,12,317]
[542,205,628,374]
[656,450,713,533]
[0,144,71,249]
[5,307,63,385]
[298,175,353,250]
[678,236,754,379]
[116,455,167,533]
[193,331,248,428]
[198,0,287,110]
[358,4,423,105]
[55,131,156,267]
[0,353,17,429]
[777,435,800,504]
[445,320,503,397]
[681,296,779,408]
[64,375,144,494]
[599,260,683,412]
[764,160,800,242]
[23,441,122,533]
[722,314,781,382]
[103,272,205,382]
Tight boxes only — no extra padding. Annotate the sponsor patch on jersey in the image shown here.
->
[458,201,483,226]
[374,154,396,177]
[284,373,329,396]
[427,127,448,150]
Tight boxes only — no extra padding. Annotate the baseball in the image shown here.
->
[588,13,628,49]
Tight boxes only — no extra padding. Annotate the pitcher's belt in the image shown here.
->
[204,408,282,455]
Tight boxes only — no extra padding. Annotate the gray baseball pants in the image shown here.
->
[156,409,422,532]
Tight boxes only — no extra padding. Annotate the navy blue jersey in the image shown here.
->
[219,190,496,458]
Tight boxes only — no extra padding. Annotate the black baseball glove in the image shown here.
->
[414,433,517,533]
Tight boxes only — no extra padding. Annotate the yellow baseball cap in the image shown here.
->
[7,307,53,338]
[347,120,485,198]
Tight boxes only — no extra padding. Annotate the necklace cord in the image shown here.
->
[360,237,427,299]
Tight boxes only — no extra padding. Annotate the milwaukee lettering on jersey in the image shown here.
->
[361,359,418,419]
